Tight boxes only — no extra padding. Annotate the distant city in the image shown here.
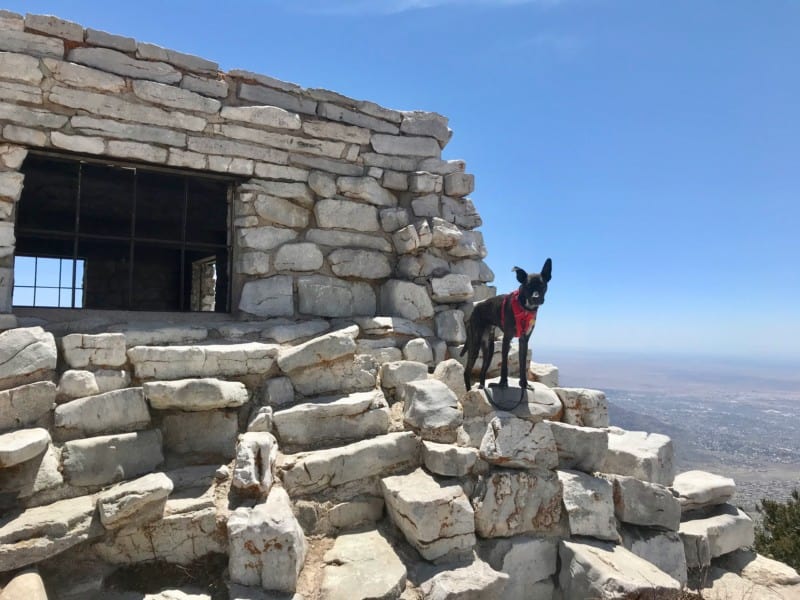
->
[544,349,800,513]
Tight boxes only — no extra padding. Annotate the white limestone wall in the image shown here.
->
[0,9,494,334]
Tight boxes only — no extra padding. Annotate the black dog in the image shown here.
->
[461,258,552,391]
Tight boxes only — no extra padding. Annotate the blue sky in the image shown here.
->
[5,0,800,360]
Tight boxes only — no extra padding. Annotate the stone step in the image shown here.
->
[319,529,407,600]
[672,470,736,512]
[0,327,57,392]
[679,503,755,569]
[381,467,475,562]
[53,387,150,441]
[279,431,420,496]
[0,493,103,572]
[420,558,509,599]
[272,389,390,450]
[0,427,50,468]
[559,538,683,599]
[127,342,278,380]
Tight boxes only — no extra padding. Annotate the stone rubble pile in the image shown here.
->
[0,9,798,600]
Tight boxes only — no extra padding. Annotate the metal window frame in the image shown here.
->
[14,151,237,313]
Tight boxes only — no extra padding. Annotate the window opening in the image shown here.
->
[13,153,232,312]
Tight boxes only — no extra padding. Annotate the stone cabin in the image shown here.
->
[0,10,492,334]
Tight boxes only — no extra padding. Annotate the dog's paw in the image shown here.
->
[497,379,509,389]
[519,379,529,390]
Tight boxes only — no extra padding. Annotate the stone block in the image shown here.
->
[380,280,434,321]
[558,539,682,599]
[0,327,57,392]
[61,333,126,369]
[68,47,181,84]
[0,52,42,85]
[297,276,376,318]
[232,432,278,495]
[136,42,218,74]
[0,29,64,59]
[336,176,397,207]
[392,224,420,254]
[543,421,607,472]
[420,559,509,599]
[54,387,150,440]
[239,276,295,317]
[461,382,562,423]
[0,569,48,600]
[280,431,420,496]
[378,360,428,390]
[274,242,324,271]
[318,102,398,134]
[379,206,410,232]
[472,468,562,537]
[381,468,475,561]
[252,193,310,228]
[679,504,755,568]
[432,358,467,399]
[181,74,229,98]
[529,362,559,387]
[221,105,301,129]
[328,248,391,279]
[603,427,675,486]
[609,474,681,531]
[132,79,221,113]
[371,133,441,157]
[478,536,557,600]
[24,13,83,41]
[558,469,619,541]
[399,379,462,443]
[480,415,558,470]
[402,337,433,365]
[272,390,390,448]
[0,381,55,432]
[262,376,295,408]
[239,82,316,115]
[97,472,174,530]
[0,427,50,468]
[443,172,475,197]
[315,198,380,231]
[61,430,163,487]
[442,196,482,229]
[306,229,391,254]
[0,494,102,572]
[431,274,473,303]
[42,58,126,92]
[288,354,377,397]
[127,342,277,380]
[400,111,451,144]
[620,526,688,586]
[84,27,137,52]
[320,530,406,600]
[227,487,308,591]
[672,470,736,512]
[554,387,609,427]
[144,378,249,411]
[277,325,358,373]
[431,218,463,249]
[422,441,479,477]
[435,309,466,344]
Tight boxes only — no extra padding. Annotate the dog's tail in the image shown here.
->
[460,318,473,356]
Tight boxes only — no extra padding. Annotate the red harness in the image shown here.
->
[502,290,538,338]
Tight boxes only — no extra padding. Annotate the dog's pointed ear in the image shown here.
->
[512,266,527,283]
[541,258,552,282]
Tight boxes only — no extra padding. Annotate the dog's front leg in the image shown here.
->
[518,333,531,389]
[498,334,512,388]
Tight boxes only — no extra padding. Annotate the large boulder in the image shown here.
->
[96,472,174,530]
[609,474,681,531]
[422,441,480,477]
[620,526,688,586]
[276,325,358,373]
[381,468,475,561]
[227,486,308,592]
[478,536,557,600]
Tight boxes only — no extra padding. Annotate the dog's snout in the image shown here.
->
[532,291,540,299]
